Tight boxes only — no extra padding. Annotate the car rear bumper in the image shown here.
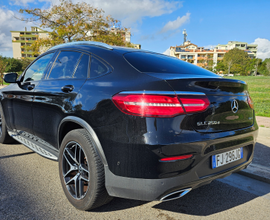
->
[105,155,252,201]
[104,126,258,201]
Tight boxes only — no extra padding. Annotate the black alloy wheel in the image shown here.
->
[62,141,90,200]
[59,129,112,210]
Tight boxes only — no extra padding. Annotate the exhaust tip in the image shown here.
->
[160,188,192,202]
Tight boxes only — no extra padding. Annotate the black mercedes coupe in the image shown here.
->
[0,41,258,210]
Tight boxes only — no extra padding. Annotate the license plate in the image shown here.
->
[212,148,243,169]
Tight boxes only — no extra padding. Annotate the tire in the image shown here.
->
[58,128,112,210]
[0,105,15,144]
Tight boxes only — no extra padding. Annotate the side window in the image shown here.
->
[23,53,54,82]
[48,51,81,79]
[73,54,90,79]
[90,56,109,78]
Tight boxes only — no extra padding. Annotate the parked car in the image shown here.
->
[0,41,258,210]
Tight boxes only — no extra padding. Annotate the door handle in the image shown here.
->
[61,85,74,93]
[27,84,35,90]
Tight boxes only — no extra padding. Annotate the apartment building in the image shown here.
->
[11,27,49,60]
[170,30,257,68]
[170,42,228,68]
[216,41,257,58]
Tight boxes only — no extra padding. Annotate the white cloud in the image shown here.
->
[10,0,37,6]
[0,7,34,57]
[252,38,270,60]
[36,0,182,28]
[160,12,190,33]
[83,0,183,28]
[163,48,170,55]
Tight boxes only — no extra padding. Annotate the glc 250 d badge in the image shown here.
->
[231,99,239,113]
[197,121,220,126]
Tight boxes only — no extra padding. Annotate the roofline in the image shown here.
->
[47,41,114,51]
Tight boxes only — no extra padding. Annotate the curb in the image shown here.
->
[238,163,270,184]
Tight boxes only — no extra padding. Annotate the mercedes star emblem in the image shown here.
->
[231,100,239,113]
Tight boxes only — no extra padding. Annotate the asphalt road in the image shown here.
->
[1,143,270,220]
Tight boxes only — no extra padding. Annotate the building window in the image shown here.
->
[181,55,186,59]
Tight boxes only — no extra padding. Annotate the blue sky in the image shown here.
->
[1,0,270,59]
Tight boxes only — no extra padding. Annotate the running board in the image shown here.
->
[8,130,58,161]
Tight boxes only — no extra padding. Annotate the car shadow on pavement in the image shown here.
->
[92,178,267,216]
[152,180,261,216]
[92,198,148,212]
[0,151,35,160]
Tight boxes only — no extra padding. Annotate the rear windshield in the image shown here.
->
[124,52,215,75]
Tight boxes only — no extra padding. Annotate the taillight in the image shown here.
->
[112,92,210,118]
[179,95,210,113]
[247,95,254,109]
[112,93,184,117]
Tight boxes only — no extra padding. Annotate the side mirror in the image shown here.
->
[4,72,18,83]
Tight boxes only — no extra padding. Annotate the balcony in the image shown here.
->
[197,57,206,60]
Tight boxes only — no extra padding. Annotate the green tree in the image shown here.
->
[265,60,270,75]
[221,48,250,75]
[19,0,133,55]
[246,58,262,76]
[215,61,225,72]
[0,57,8,85]
[258,58,270,76]
[20,58,32,72]
[2,57,23,73]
